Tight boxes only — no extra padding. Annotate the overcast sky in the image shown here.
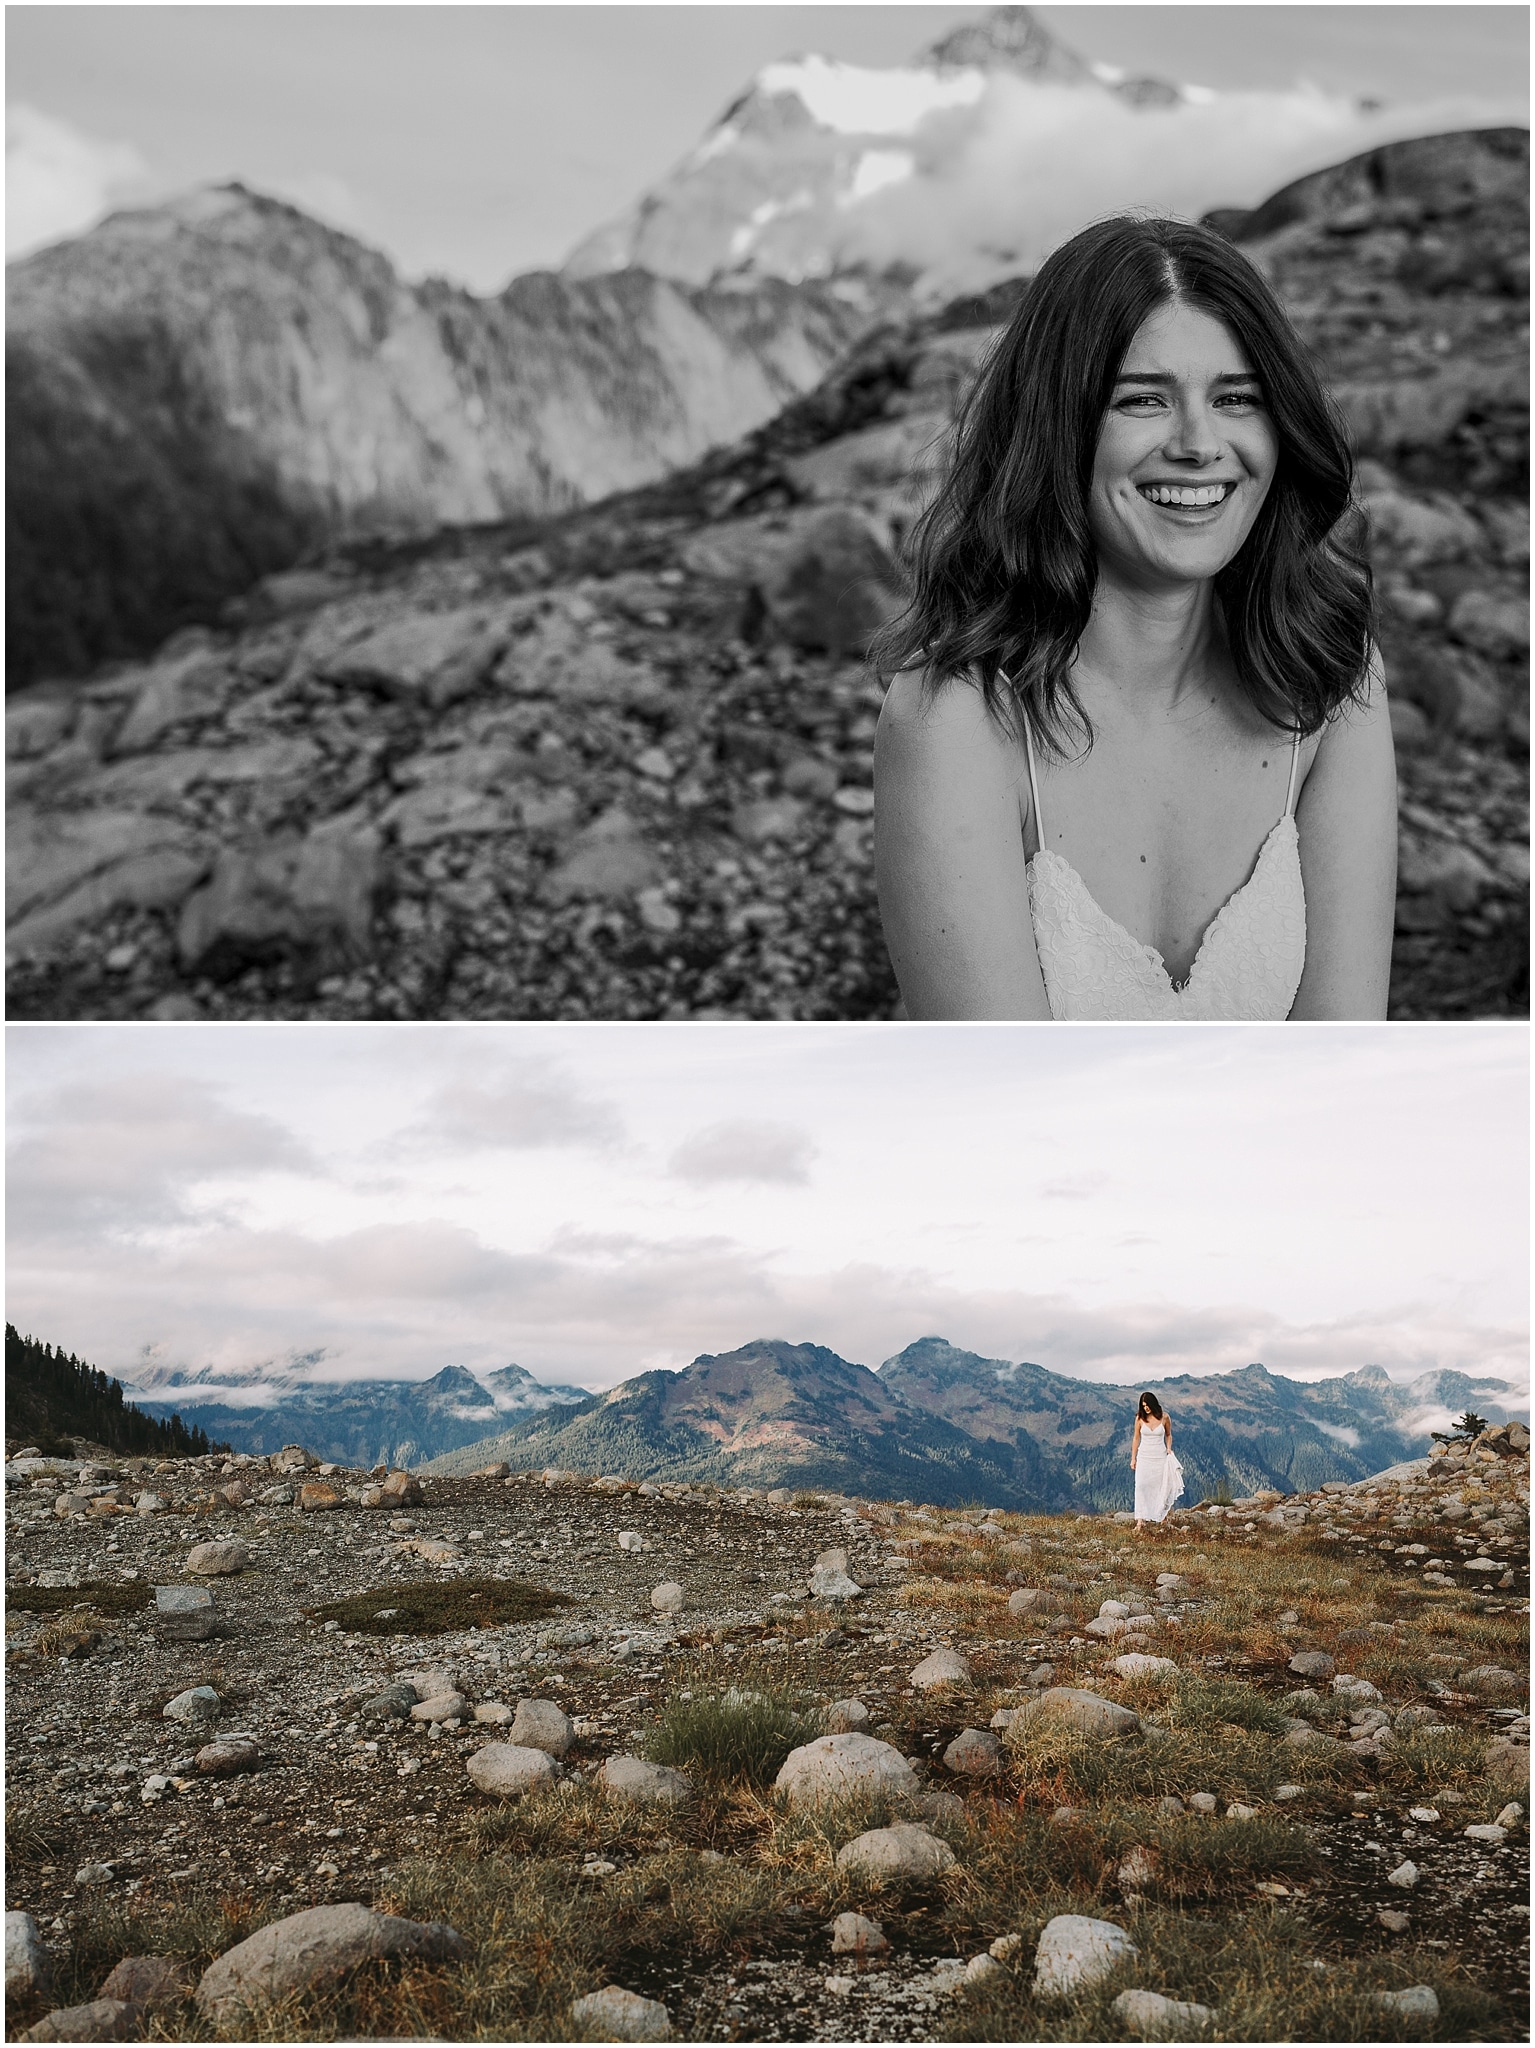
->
[6,1023,1527,1405]
[7,5,1528,285]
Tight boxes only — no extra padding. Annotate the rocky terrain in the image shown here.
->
[6,126,1527,1022]
[4,1420,1527,2040]
[7,184,873,689]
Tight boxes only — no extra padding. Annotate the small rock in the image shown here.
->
[377,1471,424,1508]
[829,1911,887,1956]
[1110,1654,1179,1680]
[1287,1651,1335,1680]
[411,1691,468,1724]
[650,1582,684,1616]
[824,1698,871,1735]
[1370,1986,1440,2019]
[298,1482,343,1513]
[965,1953,1007,1986]
[808,1565,863,1602]
[909,1648,971,1690]
[473,1702,515,1726]
[1274,1786,1304,1802]
[834,1822,957,1883]
[1377,1908,1411,1933]
[96,1956,191,2007]
[1111,1988,1217,2038]
[75,1866,115,1888]
[616,1532,644,1553]
[1118,1846,1159,1892]
[162,1686,220,1725]
[194,1739,262,1777]
[1463,1824,1507,1845]
[184,1541,247,1577]
[943,1728,1004,1777]
[990,1708,1018,1732]
[6,1912,51,1998]
[774,1733,918,1807]
[22,1999,140,2041]
[361,1684,419,1725]
[570,1986,672,2041]
[599,1757,694,1806]
[195,1903,467,2017]
[466,1744,559,1798]
[1033,1914,1138,2000]
[1386,1860,1419,1887]
[1011,1687,1140,1738]
[1187,1793,1218,1814]
[1494,1802,1524,1829]
[509,1699,574,1758]
[989,1933,1024,1962]
[1226,1803,1259,1823]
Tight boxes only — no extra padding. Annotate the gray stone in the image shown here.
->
[96,1956,192,2008]
[943,1728,1005,1777]
[599,1757,694,1806]
[1187,1794,1218,1814]
[1010,1688,1140,1739]
[177,825,382,983]
[1370,1987,1440,2019]
[649,1582,684,1615]
[184,1541,247,1576]
[195,1903,466,2016]
[834,1823,957,1883]
[1111,1988,1217,2037]
[6,1912,51,1998]
[1287,1651,1335,1680]
[1033,1914,1138,2000]
[965,1953,1008,1987]
[1110,1654,1179,1680]
[361,1684,419,1725]
[162,1686,220,1725]
[909,1648,970,1691]
[322,606,506,710]
[466,1745,558,1797]
[774,1733,919,1807]
[510,1699,574,1757]
[545,809,661,905]
[824,1698,871,1735]
[1460,1665,1525,1698]
[830,1912,887,1956]
[411,1691,468,1724]
[22,1999,141,2041]
[808,1565,864,1601]
[570,1986,672,2040]
[154,1585,214,1614]
[195,1738,262,1776]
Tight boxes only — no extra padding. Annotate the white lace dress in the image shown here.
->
[1134,1419,1185,1523]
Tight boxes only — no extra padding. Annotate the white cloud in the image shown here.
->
[1041,1171,1110,1201]
[6,102,148,259]
[1314,1421,1361,1447]
[402,1063,625,1153]
[669,1119,816,1187]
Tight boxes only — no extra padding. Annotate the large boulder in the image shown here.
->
[680,505,903,653]
[176,822,382,984]
[1010,1688,1141,1739]
[195,1904,467,2017]
[466,1744,558,1798]
[1033,1915,1138,2000]
[773,1733,919,1807]
[96,1955,193,2009]
[22,1999,140,2041]
[834,1823,957,1883]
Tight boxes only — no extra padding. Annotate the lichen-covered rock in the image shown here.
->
[943,1728,1005,1776]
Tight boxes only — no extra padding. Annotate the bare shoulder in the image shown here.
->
[877,667,1021,782]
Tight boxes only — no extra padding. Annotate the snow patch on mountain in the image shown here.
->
[756,55,989,137]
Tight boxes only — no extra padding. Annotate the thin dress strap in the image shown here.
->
[1283,729,1301,818]
[1022,713,1045,852]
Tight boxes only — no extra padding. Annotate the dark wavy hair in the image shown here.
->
[870,214,1375,750]
[1137,1391,1165,1422]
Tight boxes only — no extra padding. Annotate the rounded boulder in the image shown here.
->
[466,1744,559,1798]
[773,1732,918,1807]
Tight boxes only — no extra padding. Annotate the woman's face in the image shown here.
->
[1088,299,1279,593]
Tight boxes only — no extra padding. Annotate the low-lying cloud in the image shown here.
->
[6,102,148,260]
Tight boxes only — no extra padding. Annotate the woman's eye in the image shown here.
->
[1117,393,1165,411]
[1218,389,1263,409]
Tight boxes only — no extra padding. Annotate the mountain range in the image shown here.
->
[118,1359,586,1470]
[122,1336,1519,1507]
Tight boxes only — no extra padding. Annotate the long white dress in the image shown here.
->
[1134,1418,1185,1522]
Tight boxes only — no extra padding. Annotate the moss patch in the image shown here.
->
[302,1577,572,1636]
[5,1578,152,1618]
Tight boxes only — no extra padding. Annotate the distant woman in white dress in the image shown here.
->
[1131,1392,1184,1531]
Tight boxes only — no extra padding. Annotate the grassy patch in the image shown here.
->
[644,1683,819,1786]
[303,1578,571,1636]
[5,1578,152,1617]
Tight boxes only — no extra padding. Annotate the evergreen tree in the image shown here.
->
[5,1325,224,1456]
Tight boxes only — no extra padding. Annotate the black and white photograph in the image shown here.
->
[3,1021,1529,2037]
[4,5,1529,1021]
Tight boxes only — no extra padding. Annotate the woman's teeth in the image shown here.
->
[1139,482,1233,507]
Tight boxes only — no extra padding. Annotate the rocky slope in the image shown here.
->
[3,1427,1527,2041]
[120,1362,588,1470]
[565,5,1180,290]
[7,184,870,689]
[6,127,1526,1023]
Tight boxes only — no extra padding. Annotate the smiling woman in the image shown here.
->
[872,213,1398,1021]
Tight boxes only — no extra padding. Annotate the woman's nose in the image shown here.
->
[1163,402,1222,466]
